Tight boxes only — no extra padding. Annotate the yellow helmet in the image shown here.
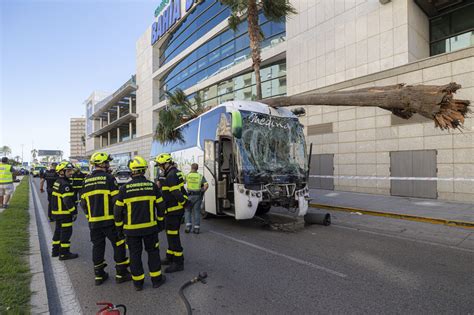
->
[155,153,172,165]
[90,152,113,165]
[128,156,148,171]
[56,161,74,173]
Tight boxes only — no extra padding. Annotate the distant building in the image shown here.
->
[70,118,86,160]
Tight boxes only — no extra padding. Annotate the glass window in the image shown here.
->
[199,107,225,148]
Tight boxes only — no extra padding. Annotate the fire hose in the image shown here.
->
[179,272,208,315]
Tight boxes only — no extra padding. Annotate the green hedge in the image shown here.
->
[0,178,31,314]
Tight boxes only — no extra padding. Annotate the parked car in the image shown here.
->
[31,165,46,177]
[114,166,132,185]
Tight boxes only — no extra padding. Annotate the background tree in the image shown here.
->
[154,88,206,144]
[220,0,296,100]
[0,145,12,157]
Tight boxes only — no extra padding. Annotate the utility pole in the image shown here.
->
[21,144,24,164]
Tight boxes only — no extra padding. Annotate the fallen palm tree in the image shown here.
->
[261,83,471,130]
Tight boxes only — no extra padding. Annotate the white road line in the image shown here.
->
[31,180,83,315]
[333,225,474,254]
[209,230,347,278]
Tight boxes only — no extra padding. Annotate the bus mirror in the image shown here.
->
[231,111,242,139]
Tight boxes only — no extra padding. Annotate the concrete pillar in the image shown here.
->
[100,135,103,148]
[129,97,133,113]
[100,117,103,128]
[117,105,121,119]
[108,132,111,145]
[107,112,111,124]
[117,127,121,143]
[129,121,133,139]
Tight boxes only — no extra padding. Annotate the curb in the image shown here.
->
[309,203,474,229]
[28,179,49,314]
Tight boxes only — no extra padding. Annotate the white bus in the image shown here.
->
[151,101,310,220]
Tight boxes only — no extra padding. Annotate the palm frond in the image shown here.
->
[262,0,297,22]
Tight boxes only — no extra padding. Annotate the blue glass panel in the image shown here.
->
[199,107,225,148]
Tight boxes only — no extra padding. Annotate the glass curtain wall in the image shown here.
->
[430,2,474,55]
[159,13,285,101]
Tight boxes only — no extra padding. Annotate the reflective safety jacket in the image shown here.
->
[186,172,205,192]
[51,177,77,218]
[71,170,85,192]
[161,166,188,216]
[80,170,119,229]
[41,169,59,192]
[114,176,166,236]
[0,163,13,184]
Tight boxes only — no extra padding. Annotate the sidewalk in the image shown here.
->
[309,188,474,228]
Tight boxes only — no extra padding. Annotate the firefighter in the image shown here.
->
[50,161,78,260]
[155,153,188,273]
[114,156,167,291]
[39,162,59,222]
[80,152,131,286]
[71,163,86,206]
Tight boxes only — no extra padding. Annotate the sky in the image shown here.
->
[0,0,158,162]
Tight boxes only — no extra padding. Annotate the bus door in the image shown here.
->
[203,140,218,215]
[217,136,234,213]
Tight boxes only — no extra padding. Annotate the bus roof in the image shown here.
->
[176,101,296,129]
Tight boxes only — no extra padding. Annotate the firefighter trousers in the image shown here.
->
[52,216,73,255]
[47,191,53,220]
[90,225,128,274]
[165,214,184,264]
[127,233,163,284]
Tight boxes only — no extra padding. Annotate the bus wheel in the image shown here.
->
[256,203,271,215]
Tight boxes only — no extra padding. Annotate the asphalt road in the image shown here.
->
[31,178,474,314]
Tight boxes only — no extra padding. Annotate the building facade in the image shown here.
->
[69,118,86,160]
[88,0,473,202]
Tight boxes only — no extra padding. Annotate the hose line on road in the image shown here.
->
[178,272,208,315]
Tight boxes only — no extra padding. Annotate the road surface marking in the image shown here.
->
[209,230,347,278]
[334,225,474,254]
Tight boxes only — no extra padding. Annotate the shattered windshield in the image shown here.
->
[235,110,307,183]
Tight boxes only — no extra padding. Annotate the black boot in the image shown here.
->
[59,252,79,260]
[185,225,191,233]
[134,280,144,291]
[51,246,60,257]
[152,275,166,288]
[164,262,184,273]
[95,264,109,286]
[115,271,132,284]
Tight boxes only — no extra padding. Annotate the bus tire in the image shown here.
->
[256,203,271,215]
[304,212,331,226]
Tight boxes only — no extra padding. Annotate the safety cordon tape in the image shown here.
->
[309,203,474,229]
[309,175,474,182]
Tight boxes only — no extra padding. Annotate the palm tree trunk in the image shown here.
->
[247,0,262,100]
[261,83,471,130]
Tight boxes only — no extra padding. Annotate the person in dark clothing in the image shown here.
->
[71,164,86,206]
[114,156,167,291]
[80,152,131,286]
[154,153,189,273]
[40,162,59,221]
[50,161,78,260]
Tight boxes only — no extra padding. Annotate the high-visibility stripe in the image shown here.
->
[115,221,124,227]
[111,190,119,196]
[166,230,178,235]
[132,274,145,281]
[52,191,75,198]
[95,276,104,280]
[174,251,183,257]
[94,261,106,268]
[123,196,156,203]
[61,222,73,227]
[155,197,164,203]
[51,207,75,215]
[150,270,162,277]
[166,249,174,255]
[82,190,112,221]
[52,241,60,245]
[88,215,114,222]
[157,216,164,221]
[155,242,160,248]
[161,182,184,191]
[116,239,125,247]
[60,243,71,248]
[124,221,158,230]
[116,258,130,266]
[115,200,124,207]
[167,204,184,212]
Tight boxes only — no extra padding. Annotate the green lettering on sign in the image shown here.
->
[154,0,170,17]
